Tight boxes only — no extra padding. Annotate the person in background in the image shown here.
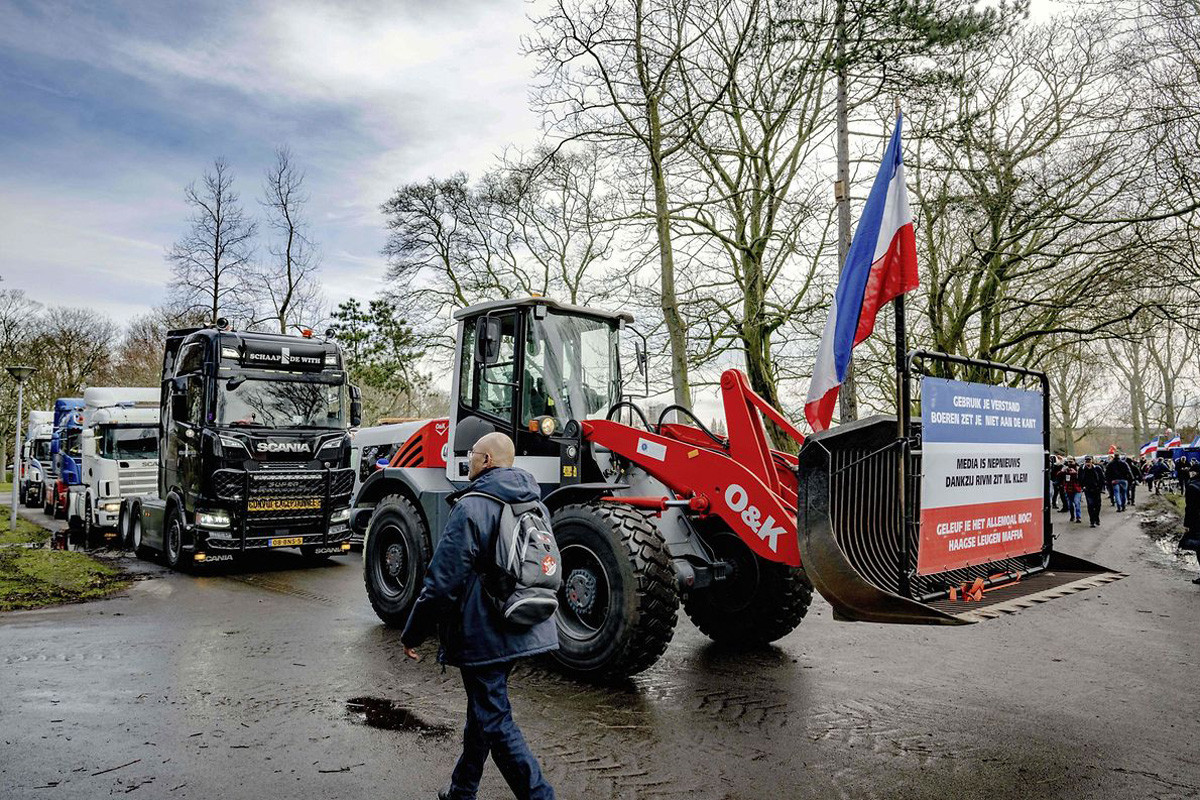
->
[1051,455,1066,513]
[1106,452,1132,512]
[1177,456,1189,495]
[1126,455,1140,507]
[1063,458,1083,524]
[1079,455,1107,528]
[1151,456,1171,495]
[1181,461,1200,586]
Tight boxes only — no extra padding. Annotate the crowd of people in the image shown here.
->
[1051,452,1200,585]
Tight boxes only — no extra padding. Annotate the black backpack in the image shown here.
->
[463,493,562,627]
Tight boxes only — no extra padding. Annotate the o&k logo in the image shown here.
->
[724,484,785,552]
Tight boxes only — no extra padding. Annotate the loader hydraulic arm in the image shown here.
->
[583,369,806,567]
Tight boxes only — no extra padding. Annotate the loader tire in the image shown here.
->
[364,494,430,628]
[549,502,679,681]
[683,530,812,646]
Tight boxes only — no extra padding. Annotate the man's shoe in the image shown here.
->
[1191,577,1200,585]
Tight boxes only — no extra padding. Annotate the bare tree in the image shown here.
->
[25,307,116,406]
[0,286,43,477]
[527,0,754,408]
[167,158,258,325]
[257,146,322,333]
[380,147,627,354]
[908,15,1190,375]
[669,0,833,446]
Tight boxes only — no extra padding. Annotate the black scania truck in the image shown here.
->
[125,322,361,570]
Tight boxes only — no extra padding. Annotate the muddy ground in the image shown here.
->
[1,498,1197,800]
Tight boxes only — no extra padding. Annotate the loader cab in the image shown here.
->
[447,298,631,489]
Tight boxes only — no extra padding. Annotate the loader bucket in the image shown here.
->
[796,416,1124,625]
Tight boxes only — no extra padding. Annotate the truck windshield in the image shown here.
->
[100,427,158,460]
[217,379,346,429]
[32,439,51,461]
[524,312,620,426]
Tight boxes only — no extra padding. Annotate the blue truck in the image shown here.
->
[44,398,85,524]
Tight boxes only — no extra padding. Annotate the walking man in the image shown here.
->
[1063,458,1082,523]
[1106,452,1132,512]
[401,432,558,800]
[1080,455,1107,528]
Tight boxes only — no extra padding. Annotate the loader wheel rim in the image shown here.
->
[373,524,409,599]
[558,544,610,639]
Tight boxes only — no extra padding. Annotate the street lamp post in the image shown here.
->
[6,366,36,532]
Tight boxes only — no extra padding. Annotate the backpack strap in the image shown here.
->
[456,491,504,505]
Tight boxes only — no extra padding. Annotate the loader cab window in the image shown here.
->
[524,312,620,427]
[461,313,518,421]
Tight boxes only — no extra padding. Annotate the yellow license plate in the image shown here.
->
[270,537,304,547]
[247,497,322,512]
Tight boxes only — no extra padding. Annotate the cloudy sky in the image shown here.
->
[0,0,544,322]
[1,0,1059,327]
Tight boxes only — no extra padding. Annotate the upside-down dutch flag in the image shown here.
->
[1140,439,1159,457]
[1165,433,1182,449]
[805,113,919,432]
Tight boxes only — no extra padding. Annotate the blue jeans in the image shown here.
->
[447,663,555,800]
[1068,491,1082,521]
[1112,480,1128,510]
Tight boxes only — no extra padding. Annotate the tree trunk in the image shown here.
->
[741,251,796,451]
[648,118,691,409]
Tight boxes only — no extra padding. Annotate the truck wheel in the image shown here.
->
[682,530,812,646]
[131,513,151,561]
[164,512,192,571]
[549,502,679,681]
[364,494,430,627]
[118,504,130,549]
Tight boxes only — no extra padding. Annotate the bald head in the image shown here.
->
[468,432,515,479]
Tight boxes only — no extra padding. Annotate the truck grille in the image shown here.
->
[211,469,354,504]
[117,467,157,497]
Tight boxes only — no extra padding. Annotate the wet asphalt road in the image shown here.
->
[1,502,1198,800]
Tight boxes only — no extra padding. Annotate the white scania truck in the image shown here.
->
[78,387,160,545]
[19,411,55,508]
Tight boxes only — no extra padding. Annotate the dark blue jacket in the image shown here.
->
[400,467,559,667]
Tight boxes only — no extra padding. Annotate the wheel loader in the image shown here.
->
[354,297,1121,679]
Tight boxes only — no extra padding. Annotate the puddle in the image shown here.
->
[1138,501,1198,569]
[346,697,454,737]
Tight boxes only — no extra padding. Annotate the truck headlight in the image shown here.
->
[102,502,121,513]
[330,507,351,523]
[196,509,232,529]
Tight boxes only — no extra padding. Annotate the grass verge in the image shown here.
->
[0,548,130,611]
[0,505,51,545]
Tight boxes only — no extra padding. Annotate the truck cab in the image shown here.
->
[20,411,54,508]
[77,387,159,544]
[127,323,361,568]
[45,398,85,521]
